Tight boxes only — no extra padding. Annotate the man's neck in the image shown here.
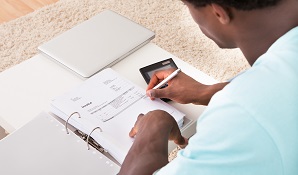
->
[233,0,298,66]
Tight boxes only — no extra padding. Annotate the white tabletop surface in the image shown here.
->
[0,43,217,133]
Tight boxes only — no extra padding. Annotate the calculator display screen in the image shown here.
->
[147,64,173,78]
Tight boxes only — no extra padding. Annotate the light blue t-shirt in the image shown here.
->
[156,27,298,175]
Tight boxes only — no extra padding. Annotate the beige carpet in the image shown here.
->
[0,0,249,81]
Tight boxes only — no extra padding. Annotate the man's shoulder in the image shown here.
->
[269,26,298,52]
[200,77,298,174]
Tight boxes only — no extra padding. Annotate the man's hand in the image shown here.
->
[129,110,188,148]
[119,110,188,175]
[146,68,228,105]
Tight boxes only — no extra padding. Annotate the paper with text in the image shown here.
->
[50,68,184,164]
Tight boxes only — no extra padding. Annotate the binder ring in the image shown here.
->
[87,126,103,150]
[65,112,81,134]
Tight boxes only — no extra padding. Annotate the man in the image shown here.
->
[119,0,298,174]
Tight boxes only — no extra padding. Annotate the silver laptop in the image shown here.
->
[38,10,155,78]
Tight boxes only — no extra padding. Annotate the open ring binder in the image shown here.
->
[87,126,103,150]
[51,68,185,164]
[65,112,81,134]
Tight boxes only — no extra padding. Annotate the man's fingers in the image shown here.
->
[147,89,169,99]
[177,137,188,149]
[146,68,176,91]
[129,127,137,138]
[146,89,155,100]
[129,113,145,137]
[137,113,144,119]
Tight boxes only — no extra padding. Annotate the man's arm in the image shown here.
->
[118,110,187,175]
[146,69,228,105]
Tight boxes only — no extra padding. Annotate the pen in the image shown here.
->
[153,68,181,89]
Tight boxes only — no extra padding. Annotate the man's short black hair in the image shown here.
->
[184,0,281,10]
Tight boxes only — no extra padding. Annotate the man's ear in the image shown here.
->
[211,3,231,24]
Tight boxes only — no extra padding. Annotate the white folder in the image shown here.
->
[0,112,120,175]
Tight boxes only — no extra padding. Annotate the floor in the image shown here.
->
[0,0,58,24]
[0,0,58,139]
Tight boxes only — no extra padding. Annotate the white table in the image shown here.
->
[0,43,217,139]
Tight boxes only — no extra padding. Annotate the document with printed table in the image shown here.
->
[50,68,185,164]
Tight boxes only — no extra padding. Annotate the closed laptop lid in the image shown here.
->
[38,10,155,78]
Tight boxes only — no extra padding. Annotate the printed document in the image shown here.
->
[50,68,184,164]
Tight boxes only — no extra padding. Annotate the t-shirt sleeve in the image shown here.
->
[156,92,283,175]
